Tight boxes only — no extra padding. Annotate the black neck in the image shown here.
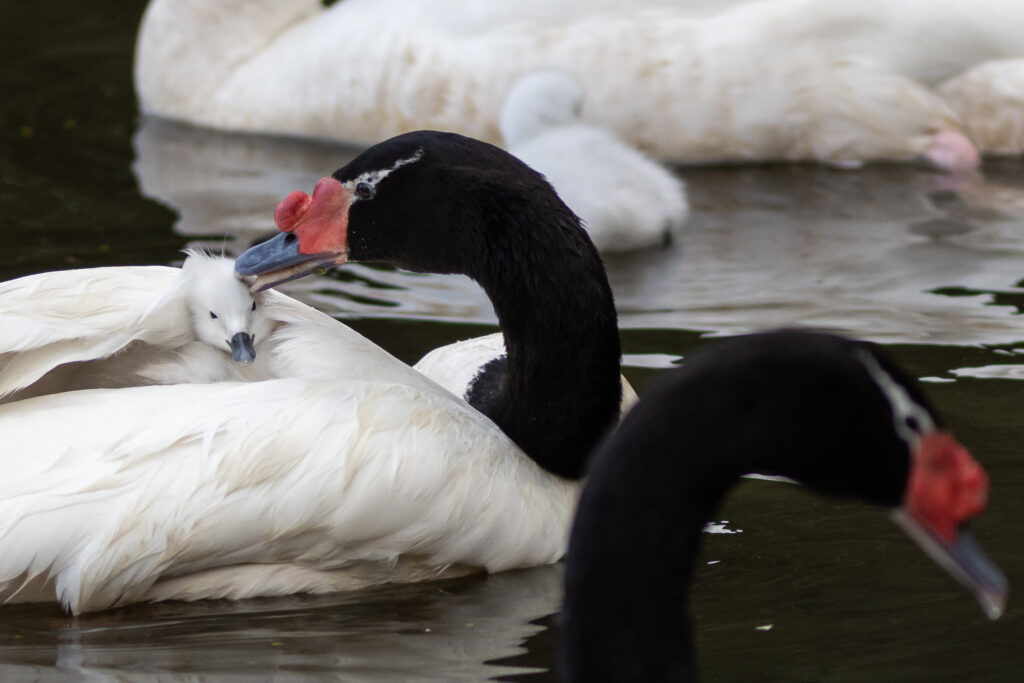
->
[562,385,755,682]
[560,332,913,681]
[464,188,622,480]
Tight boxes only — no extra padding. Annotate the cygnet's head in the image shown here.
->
[180,251,274,363]
[499,70,586,146]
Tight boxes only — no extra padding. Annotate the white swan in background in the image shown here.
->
[0,252,275,403]
[499,71,688,252]
[938,59,1024,157]
[135,0,1024,167]
[0,131,628,613]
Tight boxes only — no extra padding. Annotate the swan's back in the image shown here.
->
[0,265,186,401]
[136,0,1024,163]
[0,354,577,613]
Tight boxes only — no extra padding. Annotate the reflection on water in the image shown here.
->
[135,119,1024,346]
[0,568,560,681]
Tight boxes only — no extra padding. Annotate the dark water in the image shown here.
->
[2,2,1024,681]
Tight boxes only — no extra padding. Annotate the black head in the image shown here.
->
[236,131,581,288]
[569,330,1005,653]
[674,330,928,506]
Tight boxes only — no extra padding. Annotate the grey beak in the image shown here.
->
[891,509,1008,620]
[236,232,305,276]
[230,332,256,364]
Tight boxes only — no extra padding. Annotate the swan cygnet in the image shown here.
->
[0,251,275,401]
[500,70,689,253]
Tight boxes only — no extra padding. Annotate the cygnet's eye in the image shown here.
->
[209,311,218,320]
[251,301,256,312]
[355,181,375,200]
[904,415,921,433]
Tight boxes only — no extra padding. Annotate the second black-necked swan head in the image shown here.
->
[562,330,1007,682]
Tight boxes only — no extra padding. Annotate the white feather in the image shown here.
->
[0,264,589,614]
[135,0,1024,164]
[0,373,577,613]
[0,252,275,402]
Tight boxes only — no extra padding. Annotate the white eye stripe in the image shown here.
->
[856,349,935,444]
[343,148,424,200]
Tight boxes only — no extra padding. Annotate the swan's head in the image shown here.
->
[733,333,1007,620]
[584,331,1007,621]
[499,70,586,147]
[180,251,273,363]
[236,130,578,291]
[852,347,1007,620]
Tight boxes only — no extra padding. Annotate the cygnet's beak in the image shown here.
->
[230,332,256,364]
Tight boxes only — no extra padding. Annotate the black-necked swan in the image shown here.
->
[134,0,1024,166]
[237,130,626,479]
[499,70,689,253]
[0,251,276,402]
[0,131,624,613]
[562,330,1007,682]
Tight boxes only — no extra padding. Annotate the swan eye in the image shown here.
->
[210,311,218,320]
[251,301,256,312]
[355,181,375,200]
[904,415,921,433]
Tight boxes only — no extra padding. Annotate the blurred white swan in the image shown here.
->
[938,58,1024,156]
[500,71,688,252]
[135,0,1024,166]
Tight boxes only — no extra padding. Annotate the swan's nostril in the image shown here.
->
[284,233,298,245]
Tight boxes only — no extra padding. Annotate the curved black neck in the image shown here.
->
[560,332,913,681]
[562,384,756,682]
[463,186,622,480]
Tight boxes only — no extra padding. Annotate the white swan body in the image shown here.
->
[500,71,688,252]
[0,363,575,613]
[0,252,274,402]
[135,0,1024,166]
[0,273,579,613]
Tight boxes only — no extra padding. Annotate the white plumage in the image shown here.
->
[134,0,1024,165]
[500,71,688,252]
[0,265,581,613]
[0,252,274,402]
[0,377,575,613]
